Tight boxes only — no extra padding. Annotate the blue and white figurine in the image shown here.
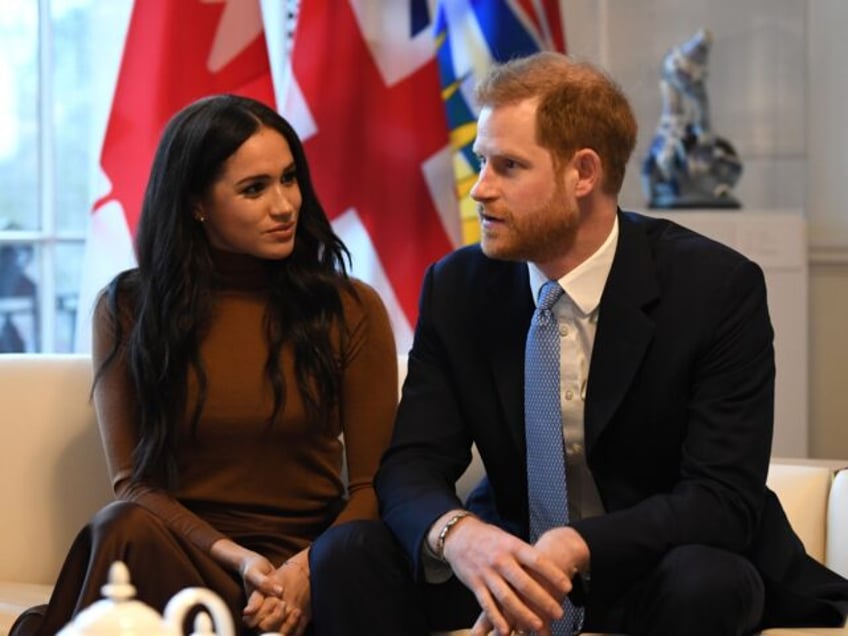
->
[642,29,743,209]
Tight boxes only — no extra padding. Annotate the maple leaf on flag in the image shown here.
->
[76,0,275,352]
[94,0,275,234]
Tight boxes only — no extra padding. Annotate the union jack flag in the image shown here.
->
[283,1,565,352]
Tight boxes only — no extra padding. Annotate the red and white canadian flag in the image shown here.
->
[281,1,462,353]
[75,0,275,351]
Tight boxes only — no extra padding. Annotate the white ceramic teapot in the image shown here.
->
[56,560,235,636]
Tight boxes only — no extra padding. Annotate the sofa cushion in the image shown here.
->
[0,582,51,635]
[0,355,112,585]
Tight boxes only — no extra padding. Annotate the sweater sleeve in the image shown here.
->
[91,290,227,552]
[330,280,398,526]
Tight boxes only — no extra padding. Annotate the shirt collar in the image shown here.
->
[528,215,619,315]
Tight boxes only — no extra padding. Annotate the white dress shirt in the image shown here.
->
[527,216,619,521]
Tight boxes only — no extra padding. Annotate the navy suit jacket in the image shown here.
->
[375,210,848,627]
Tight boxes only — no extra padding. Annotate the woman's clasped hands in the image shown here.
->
[240,550,311,635]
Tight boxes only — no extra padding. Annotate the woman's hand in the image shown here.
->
[238,551,280,596]
[240,551,295,633]
[268,549,311,636]
[210,539,293,632]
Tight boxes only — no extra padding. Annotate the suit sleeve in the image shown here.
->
[375,264,475,578]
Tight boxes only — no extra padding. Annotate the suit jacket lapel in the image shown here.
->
[476,212,660,456]
[585,213,660,452]
[482,259,534,452]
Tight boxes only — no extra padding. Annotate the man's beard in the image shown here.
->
[479,190,578,264]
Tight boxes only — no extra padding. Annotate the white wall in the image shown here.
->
[808,0,848,249]
[562,0,806,212]
[561,0,848,458]
[807,0,848,459]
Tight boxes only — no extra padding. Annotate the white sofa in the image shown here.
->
[0,354,846,635]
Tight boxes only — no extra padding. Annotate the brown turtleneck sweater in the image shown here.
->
[91,251,397,563]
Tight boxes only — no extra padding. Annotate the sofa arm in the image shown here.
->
[827,469,848,578]
[767,463,835,564]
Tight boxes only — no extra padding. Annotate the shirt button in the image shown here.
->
[559,325,569,336]
[565,390,574,400]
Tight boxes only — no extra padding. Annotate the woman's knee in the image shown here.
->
[89,500,168,548]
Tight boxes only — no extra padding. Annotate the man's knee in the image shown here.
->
[656,545,762,605]
[635,544,764,635]
[311,520,404,578]
[310,520,431,634]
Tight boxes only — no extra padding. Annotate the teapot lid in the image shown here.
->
[57,561,169,635]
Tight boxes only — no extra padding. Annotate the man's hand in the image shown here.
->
[437,515,571,635]
[534,526,590,584]
[466,526,591,635]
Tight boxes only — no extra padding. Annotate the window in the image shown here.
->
[0,0,308,353]
[0,0,131,352]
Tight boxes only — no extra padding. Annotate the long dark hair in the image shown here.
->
[95,94,352,488]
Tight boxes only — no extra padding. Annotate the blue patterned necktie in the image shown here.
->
[525,280,582,635]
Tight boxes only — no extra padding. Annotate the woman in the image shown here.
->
[11,94,397,635]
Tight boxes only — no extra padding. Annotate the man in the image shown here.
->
[309,52,848,635]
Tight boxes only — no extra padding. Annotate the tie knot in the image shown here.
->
[537,280,563,312]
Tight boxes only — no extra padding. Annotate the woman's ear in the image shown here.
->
[193,203,206,223]
[572,148,602,198]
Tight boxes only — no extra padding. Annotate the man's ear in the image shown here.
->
[572,148,602,198]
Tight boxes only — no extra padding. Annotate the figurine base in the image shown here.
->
[648,193,741,210]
